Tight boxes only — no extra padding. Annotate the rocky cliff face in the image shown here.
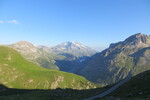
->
[77,33,150,85]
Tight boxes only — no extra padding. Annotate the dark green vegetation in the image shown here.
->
[112,70,150,98]
[77,33,150,85]
[0,46,96,89]
[98,70,150,100]
[0,84,112,100]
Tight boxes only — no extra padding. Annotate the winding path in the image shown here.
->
[84,77,131,100]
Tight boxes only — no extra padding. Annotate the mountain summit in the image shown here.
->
[12,41,36,48]
[9,41,41,59]
[8,41,96,71]
[106,33,150,56]
[51,41,96,57]
[52,41,89,50]
[123,33,150,48]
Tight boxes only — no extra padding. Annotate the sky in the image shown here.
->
[0,0,150,51]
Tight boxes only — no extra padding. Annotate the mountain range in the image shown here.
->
[8,41,96,72]
[0,33,150,100]
[6,33,150,86]
[6,33,150,87]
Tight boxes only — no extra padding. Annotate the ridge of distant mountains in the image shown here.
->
[0,46,96,89]
[1,33,150,100]
[8,41,96,72]
[51,41,96,57]
[4,33,150,87]
[76,33,150,85]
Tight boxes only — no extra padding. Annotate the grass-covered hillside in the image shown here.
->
[0,46,96,89]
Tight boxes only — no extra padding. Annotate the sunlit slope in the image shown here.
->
[0,46,95,89]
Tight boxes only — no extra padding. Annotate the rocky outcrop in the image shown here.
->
[51,76,64,89]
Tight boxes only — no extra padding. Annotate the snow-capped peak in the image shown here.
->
[53,41,88,50]
[51,41,96,57]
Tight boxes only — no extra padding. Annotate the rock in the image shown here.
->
[51,76,64,89]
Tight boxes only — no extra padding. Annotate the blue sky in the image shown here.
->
[0,0,150,51]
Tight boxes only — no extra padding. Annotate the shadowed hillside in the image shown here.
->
[97,70,150,100]
[0,84,110,100]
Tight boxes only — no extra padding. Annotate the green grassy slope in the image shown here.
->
[0,46,96,89]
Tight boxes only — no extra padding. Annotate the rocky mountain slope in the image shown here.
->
[9,41,41,59]
[9,41,61,70]
[0,46,96,89]
[77,33,150,85]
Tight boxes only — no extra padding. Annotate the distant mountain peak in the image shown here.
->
[12,41,36,48]
[18,41,31,43]
[125,33,149,42]
[133,33,143,36]
[121,33,150,48]
[51,41,96,57]
[134,33,149,37]
[62,41,80,45]
[16,41,33,44]
[107,33,150,55]
[9,41,38,55]
[54,41,88,50]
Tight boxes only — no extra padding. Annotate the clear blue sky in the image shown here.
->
[0,0,150,51]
